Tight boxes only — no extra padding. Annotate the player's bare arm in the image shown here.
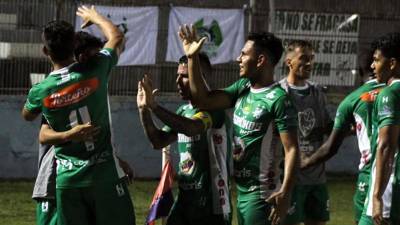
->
[39,122,100,145]
[301,129,347,169]
[372,125,399,225]
[267,131,299,225]
[179,24,231,110]
[21,108,40,121]
[140,75,206,136]
[76,5,124,55]
[137,77,177,149]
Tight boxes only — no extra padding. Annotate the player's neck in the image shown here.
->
[251,69,274,89]
[51,58,76,72]
[286,72,307,86]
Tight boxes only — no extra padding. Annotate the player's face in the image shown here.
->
[176,64,191,100]
[288,47,314,80]
[371,49,391,83]
[236,40,258,78]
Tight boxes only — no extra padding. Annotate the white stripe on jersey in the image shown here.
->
[366,152,398,218]
[353,113,372,170]
[259,122,283,200]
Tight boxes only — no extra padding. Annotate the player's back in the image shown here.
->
[26,48,121,187]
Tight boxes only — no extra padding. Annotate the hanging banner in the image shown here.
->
[273,11,360,86]
[166,7,244,64]
[75,6,159,65]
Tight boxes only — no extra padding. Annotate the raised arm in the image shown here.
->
[139,75,208,136]
[21,108,40,121]
[76,5,124,55]
[179,25,232,110]
[137,77,177,149]
[372,125,399,225]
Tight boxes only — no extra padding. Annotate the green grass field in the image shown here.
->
[0,178,355,225]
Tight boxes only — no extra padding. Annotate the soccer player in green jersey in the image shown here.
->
[22,6,135,225]
[300,59,385,224]
[279,40,333,225]
[178,25,299,225]
[358,32,400,225]
[137,54,231,225]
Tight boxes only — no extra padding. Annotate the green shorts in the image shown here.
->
[56,179,135,225]
[236,196,272,225]
[353,171,369,222]
[166,190,230,225]
[36,199,57,225]
[283,184,329,224]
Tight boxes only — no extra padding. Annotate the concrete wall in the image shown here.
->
[0,95,360,178]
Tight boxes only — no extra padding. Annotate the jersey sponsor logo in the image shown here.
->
[234,168,251,178]
[298,108,316,137]
[233,114,263,131]
[43,77,99,108]
[378,105,393,117]
[115,183,125,197]
[360,89,382,102]
[179,180,203,190]
[177,133,201,143]
[179,152,195,175]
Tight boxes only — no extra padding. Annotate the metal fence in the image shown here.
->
[1,0,400,95]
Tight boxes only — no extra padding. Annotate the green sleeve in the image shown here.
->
[89,48,118,79]
[24,84,42,114]
[273,94,298,133]
[223,78,250,107]
[162,105,185,133]
[377,88,400,128]
[333,97,353,131]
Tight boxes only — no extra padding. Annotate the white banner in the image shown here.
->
[75,6,158,65]
[166,7,244,64]
[273,11,360,86]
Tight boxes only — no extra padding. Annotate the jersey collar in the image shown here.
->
[389,79,400,86]
[250,82,277,93]
[49,62,77,76]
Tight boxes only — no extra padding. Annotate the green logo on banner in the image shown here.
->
[194,19,223,58]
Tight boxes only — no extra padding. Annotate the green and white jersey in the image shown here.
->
[333,79,385,173]
[365,79,400,219]
[164,104,225,198]
[224,78,298,200]
[24,48,125,188]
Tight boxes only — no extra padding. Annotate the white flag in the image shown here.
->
[75,6,158,65]
[166,7,244,64]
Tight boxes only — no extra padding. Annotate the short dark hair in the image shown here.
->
[285,40,313,53]
[178,53,212,76]
[372,32,400,60]
[247,32,283,66]
[74,31,104,59]
[42,20,75,62]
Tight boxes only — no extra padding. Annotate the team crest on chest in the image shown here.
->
[298,108,315,137]
[179,152,195,175]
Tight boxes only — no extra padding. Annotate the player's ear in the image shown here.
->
[285,58,292,70]
[390,58,398,71]
[42,46,49,57]
[257,54,267,67]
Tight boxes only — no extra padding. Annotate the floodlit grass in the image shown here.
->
[0,177,355,225]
